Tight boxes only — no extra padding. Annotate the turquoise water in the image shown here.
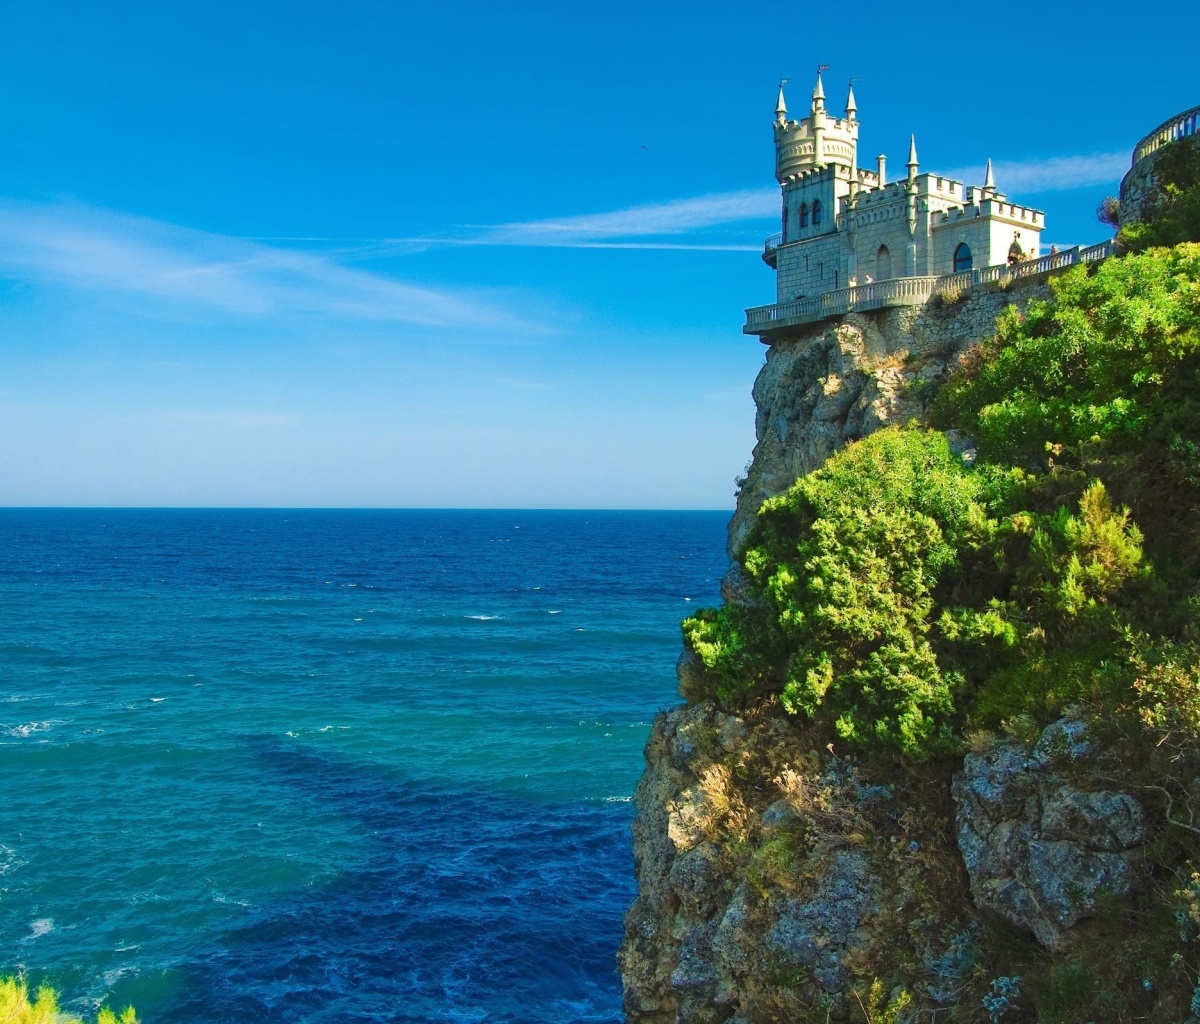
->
[0,509,729,1023]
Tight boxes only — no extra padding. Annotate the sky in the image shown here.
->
[0,0,1194,509]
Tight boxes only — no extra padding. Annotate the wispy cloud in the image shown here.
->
[473,189,777,248]
[945,151,1129,195]
[0,200,537,331]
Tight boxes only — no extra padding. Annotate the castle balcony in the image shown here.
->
[744,240,1114,342]
[1132,104,1200,164]
[762,231,783,268]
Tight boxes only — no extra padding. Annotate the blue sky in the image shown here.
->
[0,0,1193,508]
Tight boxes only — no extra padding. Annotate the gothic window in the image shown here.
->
[953,243,973,273]
[812,200,822,227]
[800,203,809,227]
[876,244,892,280]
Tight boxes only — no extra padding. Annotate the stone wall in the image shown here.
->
[1119,156,1157,227]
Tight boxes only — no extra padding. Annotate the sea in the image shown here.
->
[0,509,730,1024]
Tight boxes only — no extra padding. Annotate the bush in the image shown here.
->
[684,428,997,757]
[0,976,137,1024]
[933,244,1200,481]
[687,244,1200,760]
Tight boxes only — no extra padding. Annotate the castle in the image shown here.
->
[747,71,1047,339]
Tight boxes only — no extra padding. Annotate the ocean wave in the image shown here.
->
[464,615,503,621]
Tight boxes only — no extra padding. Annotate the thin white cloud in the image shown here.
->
[0,200,538,331]
[467,189,777,248]
[945,151,1130,195]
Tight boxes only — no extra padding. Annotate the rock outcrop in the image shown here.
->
[953,720,1147,950]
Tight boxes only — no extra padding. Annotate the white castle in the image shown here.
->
[747,71,1048,339]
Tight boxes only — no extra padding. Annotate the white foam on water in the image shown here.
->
[28,917,53,938]
[2,720,62,738]
[149,697,167,703]
[0,843,24,877]
[465,615,502,620]
[548,610,562,614]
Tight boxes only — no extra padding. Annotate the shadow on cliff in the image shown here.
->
[125,737,632,1024]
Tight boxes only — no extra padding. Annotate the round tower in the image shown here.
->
[773,70,859,183]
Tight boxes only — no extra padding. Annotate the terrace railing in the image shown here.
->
[1132,106,1200,164]
[744,240,1115,337]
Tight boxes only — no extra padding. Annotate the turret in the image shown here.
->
[845,81,857,122]
[907,135,919,184]
[772,67,860,184]
[983,158,995,193]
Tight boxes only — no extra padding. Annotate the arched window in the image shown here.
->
[953,242,973,273]
[876,244,892,281]
[812,199,822,227]
[800,203,809,227]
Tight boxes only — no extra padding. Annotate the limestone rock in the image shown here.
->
[952,720,1147,949]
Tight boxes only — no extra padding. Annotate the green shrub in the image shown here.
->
[684,428,997,757]
[689,243,1200,766]
[0,976,137,1024]
[933,244,1200,476]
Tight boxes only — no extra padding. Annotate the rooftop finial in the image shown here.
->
[845,79,857,119]
[983,158,995,190]
[811,64,828,111]
[907,134,919,169]
[775,80,788,123]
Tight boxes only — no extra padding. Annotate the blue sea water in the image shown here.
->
[0,509,729,1024]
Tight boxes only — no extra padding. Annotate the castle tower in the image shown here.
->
[773,70,859,183]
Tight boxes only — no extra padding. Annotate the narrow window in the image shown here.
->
[800,203,809,227]
[876,244,892,280]
[953,242,973,273]
[812,199,822,227]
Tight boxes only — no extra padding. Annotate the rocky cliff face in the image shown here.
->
[729,280,1049,558]
[618,690,1150,1023]
[619,281,1163,1023]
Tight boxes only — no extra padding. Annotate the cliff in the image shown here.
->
[619,254,1200,1023]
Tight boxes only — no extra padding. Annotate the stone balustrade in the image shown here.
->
[1133,106,1200,164]
[744,240,1115,339]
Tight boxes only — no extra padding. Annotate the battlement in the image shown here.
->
[933,198,1044,229]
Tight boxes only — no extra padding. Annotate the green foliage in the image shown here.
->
[685,428,994,756]
[1120,135,1200,251]
[933,244,1200,475]
[0,976,137,1024]
[686,244,1200,765]
[851,979,912,1024]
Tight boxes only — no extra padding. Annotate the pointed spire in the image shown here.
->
[907,134,919,169]
[845,81,857,119]
[811,70,825,112]
[983,158,995,190]
[775,82,788,123]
